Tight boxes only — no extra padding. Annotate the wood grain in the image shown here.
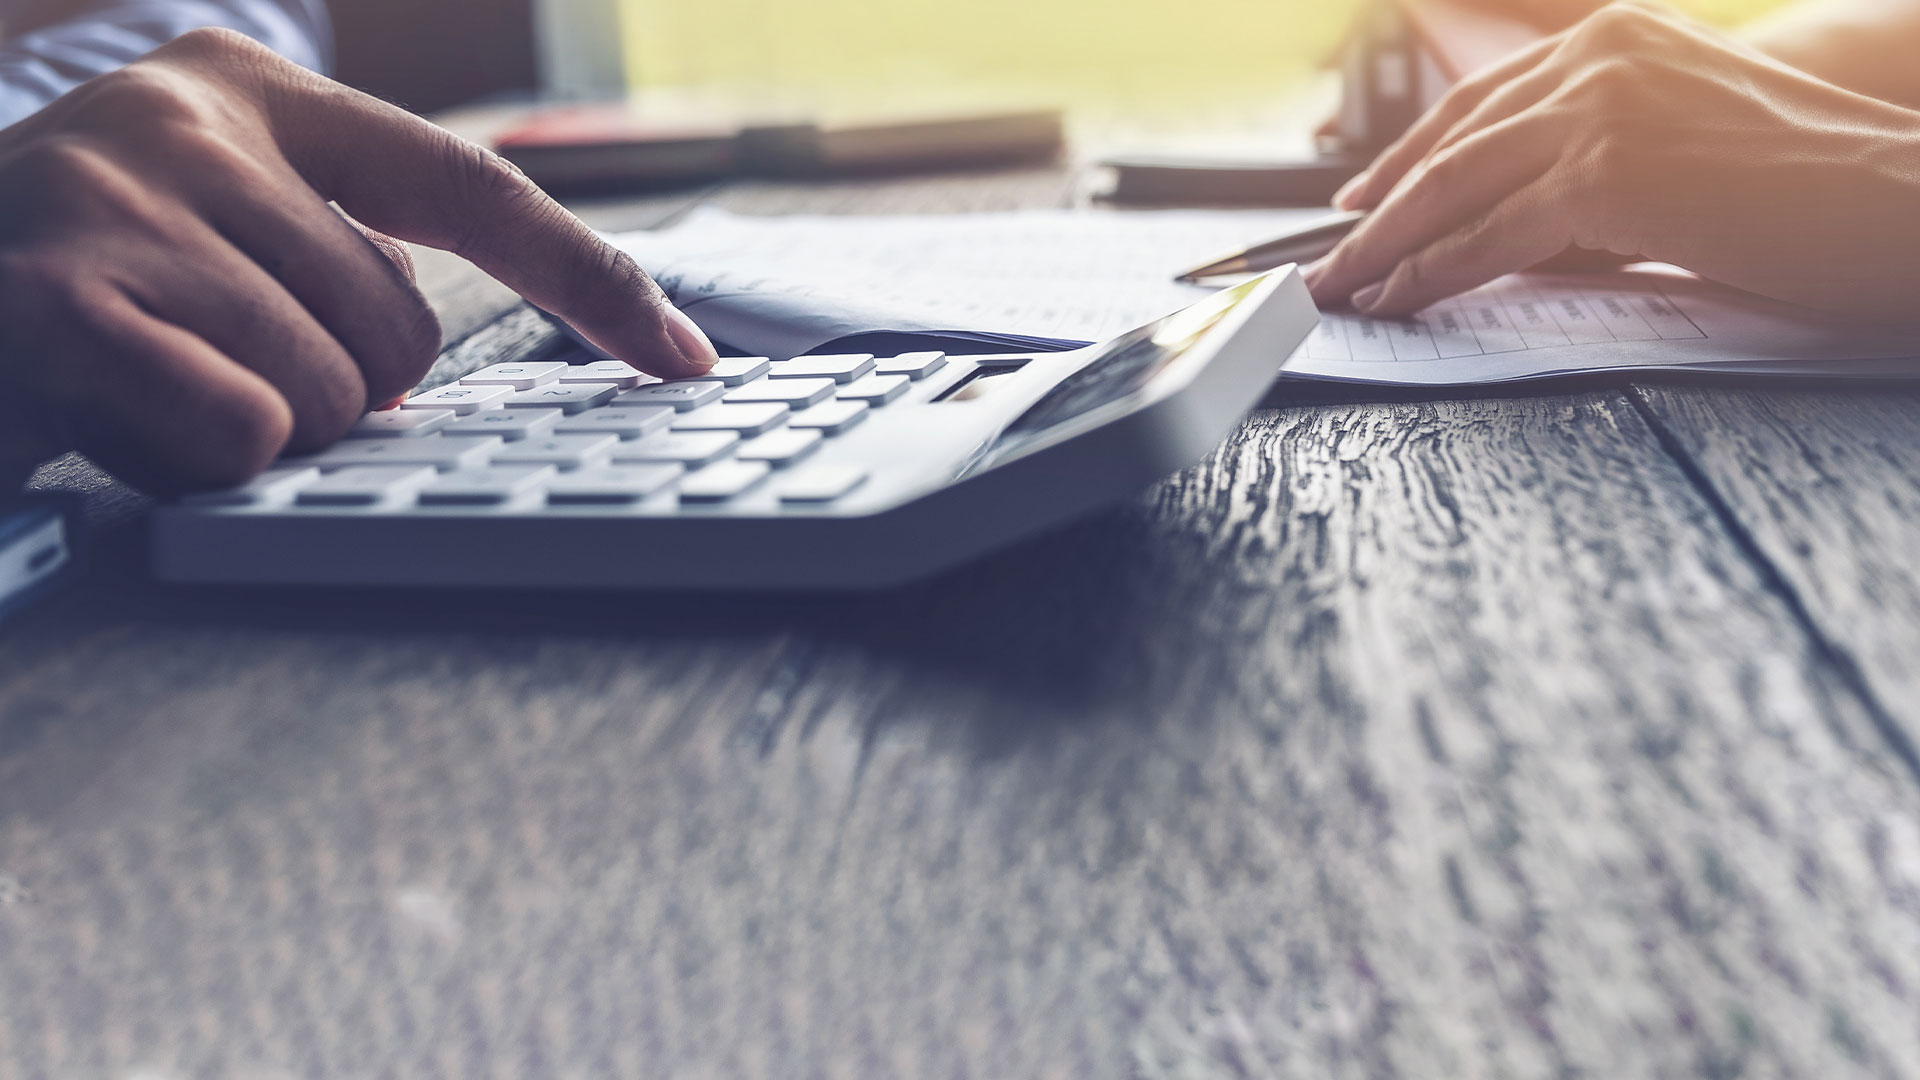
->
[1632,385,1920,758]
[6,388,1920,1077]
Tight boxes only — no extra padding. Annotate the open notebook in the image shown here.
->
[609,208,1920,386]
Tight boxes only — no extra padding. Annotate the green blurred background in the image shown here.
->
[618,0,1788,109]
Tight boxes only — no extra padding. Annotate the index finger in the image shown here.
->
[270,84,717,378]
[1305,115,1553,307]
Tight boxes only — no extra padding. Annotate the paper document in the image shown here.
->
[611,208,1920,384]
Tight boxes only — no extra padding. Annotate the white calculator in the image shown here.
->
[152,269,1317,590]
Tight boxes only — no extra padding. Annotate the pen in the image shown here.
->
[1175,209,1368,283]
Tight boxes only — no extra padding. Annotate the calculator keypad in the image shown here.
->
[244,350,950,510]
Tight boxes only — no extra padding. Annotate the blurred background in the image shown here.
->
[338,0,1792,122]
[615,0,1780,109]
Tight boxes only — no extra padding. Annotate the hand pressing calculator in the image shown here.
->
[152,269,1316,590]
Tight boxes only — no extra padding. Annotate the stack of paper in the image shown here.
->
[611,208,1920,385]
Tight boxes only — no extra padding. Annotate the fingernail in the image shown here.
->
[1332,172,1369,210]
[663,304,717,372]
[1351,283,1386,312]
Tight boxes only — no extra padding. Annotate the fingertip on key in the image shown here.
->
[663,304,718,374]
[1350,282,1386,314]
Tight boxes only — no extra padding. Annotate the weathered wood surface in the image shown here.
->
[1632,384,1920,747]
[6,168,1920,1078]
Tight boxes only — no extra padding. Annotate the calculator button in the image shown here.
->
[838,373,910,406]
[724,377,835,408]
[560,361,647,389]
[874,352,947,379]
[490,433,619,470]
[345,408,455,438]
[736,428,823,468]
[617,381,726,411]
[786,400,868,435]
[401,384,512,415]
[545,465,684,504]
[611,431,740,467]
[417,465,556,505]
[683,357,771,386]
[183,466,320,507]
[679,461,771,502]
[777,466,868,504]
[554,405,676,439]
[506,383,620,414]
[459,361,567,390]
[670,402,788,436]
[295,465,436,506]
[768,354,876,383]
[443,409,563,441]
[304,435,501,472]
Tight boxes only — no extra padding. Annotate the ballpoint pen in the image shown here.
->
[1174,209,1368,283]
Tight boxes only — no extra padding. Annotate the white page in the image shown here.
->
[611,209,1920,382]
[612,207,1329,358]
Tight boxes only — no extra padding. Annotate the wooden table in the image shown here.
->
[5,154,1920,1078]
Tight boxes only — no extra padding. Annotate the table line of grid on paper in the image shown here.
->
[1300,283,1708,362]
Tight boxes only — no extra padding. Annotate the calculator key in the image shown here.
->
[777,466,869,504]
[768,354,876,383]
[736,428,823,468]
[545,464,684,504]
[679,461,771,502]
[183,466,320,507]
[304,435,501,472]
[618,381,726,411]
[724,377,835,408]
[443,408,563,441]
[683,357,771,386]
[554,405,676,439]
[491,433,619,470]
[295,465,437,506]
[874,351,948,379]
[670,402,788,436]
[506,383,620,414]
[401,384,512,415]
[417,465,556,506]
[838,373,910,406]
[345,408,455,438]
[786,400,869,435]
[611,431,740,467]
[459,361,567,390]
[560,361,647,389]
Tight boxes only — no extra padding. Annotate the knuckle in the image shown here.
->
[462,144,541,208]
[1578,3,1663,48]
[1452,208,1502,255]
[1573,57,1645,103]
[156,25,272,65]
[443,141,552,251]
[69,64,211,130]
[1389,254,1431,296]
[12,133,120,195]
[0,137,147,232]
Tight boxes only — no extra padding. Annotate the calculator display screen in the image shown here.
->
[1001,277,1260,439]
